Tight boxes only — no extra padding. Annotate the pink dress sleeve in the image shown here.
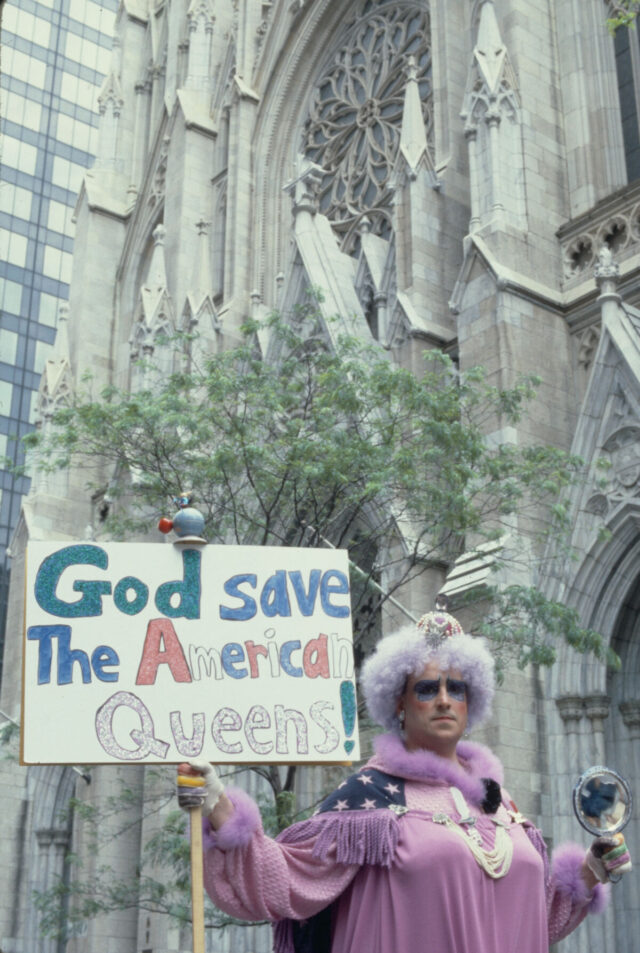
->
[202,788,359,922]
[508,788,609,946]
[547,842,609,944]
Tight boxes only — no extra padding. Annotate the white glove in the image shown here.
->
[176,759,225,815]
[586,833,633,883]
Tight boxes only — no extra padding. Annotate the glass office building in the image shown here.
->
[0,0,118,664]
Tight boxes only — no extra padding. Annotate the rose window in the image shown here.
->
[302,0,433,252]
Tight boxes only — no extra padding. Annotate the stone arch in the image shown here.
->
[606,571,640,817]
[549,500,640,699]
[546,507,640,952]
[22,765,78,953]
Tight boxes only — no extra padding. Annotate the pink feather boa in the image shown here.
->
[371,732,504,806]
[202,786,261,851]
[552,842,610,913]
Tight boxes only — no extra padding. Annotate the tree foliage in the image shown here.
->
[26,303,609,673]
[607,1,640,32]
[31,767,314,940]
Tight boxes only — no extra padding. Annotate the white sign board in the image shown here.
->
[22,542,360,765]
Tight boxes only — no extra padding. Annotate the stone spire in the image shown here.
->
[35,304,73,425]
[235,0,262,82]
[461,0,525,233]
[398,56,432,178]
[182,219,221,353]
[96,37,125,168]
[473,0,507,95]
[193,218,214,303]
[186,0,216,90]
[388,61,450,344]
[131,224,175,364]
[145,223,168,294]
[28,304,74,499]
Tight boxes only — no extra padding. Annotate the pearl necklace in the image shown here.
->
[432,787,514,880]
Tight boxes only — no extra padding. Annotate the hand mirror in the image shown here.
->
[573,765,632,837]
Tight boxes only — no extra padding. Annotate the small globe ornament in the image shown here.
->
[173,506,205,538]
[417,595,463,642]
[158,491,206,544]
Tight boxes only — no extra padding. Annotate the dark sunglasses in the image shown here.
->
[413,677,468,701]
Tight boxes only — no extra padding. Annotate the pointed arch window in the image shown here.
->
[301,0,432,252]
[614,25,640,181]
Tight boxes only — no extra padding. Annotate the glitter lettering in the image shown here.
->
[95,691,170,760]
[34,544,111,618]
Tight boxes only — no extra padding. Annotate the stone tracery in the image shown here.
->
[558,183,640,281]
[603,425,640,496]
[302,0,432,250]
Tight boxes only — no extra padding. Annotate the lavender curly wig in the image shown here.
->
[360,623,495,732]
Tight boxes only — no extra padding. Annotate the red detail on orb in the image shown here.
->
[158,517,173,534]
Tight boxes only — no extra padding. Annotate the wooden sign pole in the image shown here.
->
[189,805,206,953]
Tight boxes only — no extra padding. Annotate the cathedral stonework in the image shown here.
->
[302,0,432,249]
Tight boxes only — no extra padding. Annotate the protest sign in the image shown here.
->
[22,541,360,765]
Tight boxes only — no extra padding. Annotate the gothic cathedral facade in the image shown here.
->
[2,1,640,950]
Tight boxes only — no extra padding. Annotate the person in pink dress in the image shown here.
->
[178,609,631,953]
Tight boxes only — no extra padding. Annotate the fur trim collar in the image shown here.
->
[370,733,504,806]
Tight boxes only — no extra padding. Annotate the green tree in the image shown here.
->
[26,304,607,669]
[23,301,616,940]
[31,768,278,940]
[608,1,640,32]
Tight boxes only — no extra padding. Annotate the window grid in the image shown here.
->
[614,24,640,182]
[0,0,118,656]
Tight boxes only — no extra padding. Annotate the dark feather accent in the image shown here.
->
[481,777,502,814]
